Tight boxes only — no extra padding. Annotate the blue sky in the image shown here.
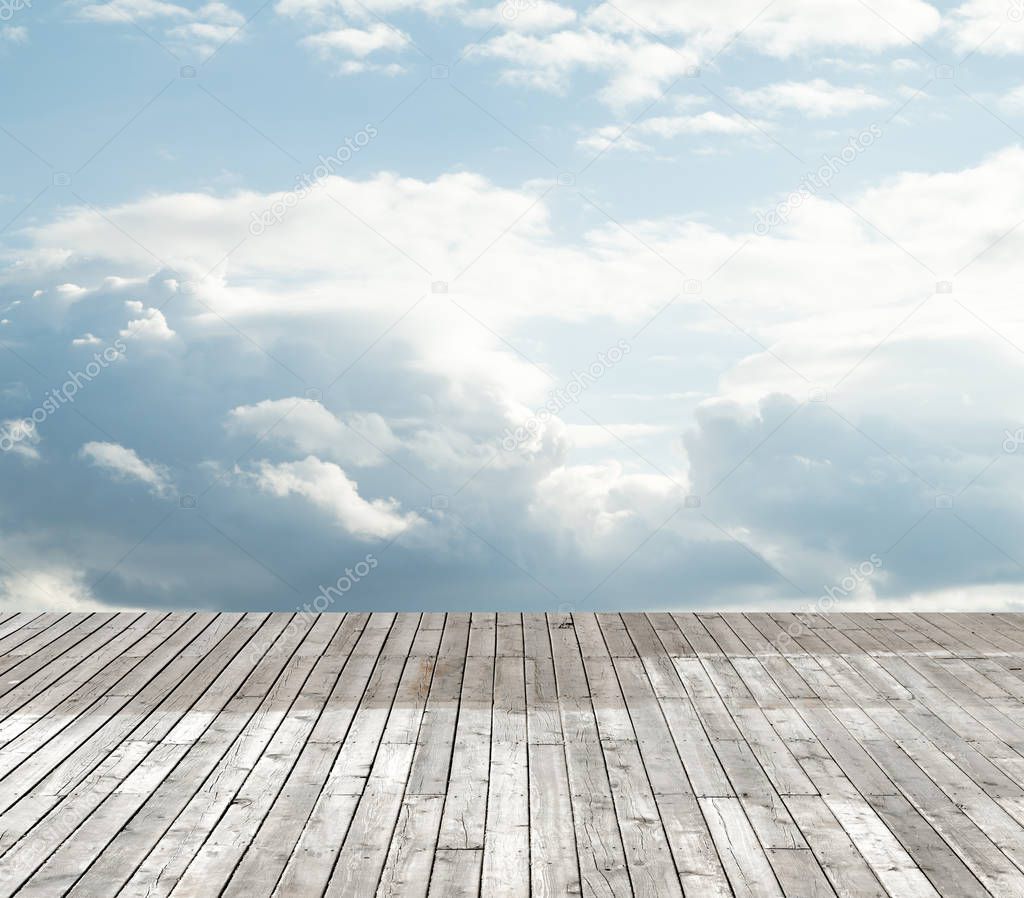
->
[2,0,1024,613]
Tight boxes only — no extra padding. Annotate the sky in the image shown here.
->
[1,0,1024,614]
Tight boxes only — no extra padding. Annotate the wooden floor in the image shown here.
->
[2,613,1024,896]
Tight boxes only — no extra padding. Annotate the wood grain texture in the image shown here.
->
[0,611,1022,896]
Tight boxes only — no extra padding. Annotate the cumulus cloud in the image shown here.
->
[80,441,174,496]
[5,145,1024,608]
[948,0,1024,54]
[226,397,401,467]
[252,455,420,539]
[77,0,244,53]
[0,419,41,461]
[730,79,888,117]
[530,462,683,547]
[119,301,176,341]
[584,0,942,55]
[0,564,111,611]
[469,0,940,106]
[468,29,700,107]
[302,23,409,58]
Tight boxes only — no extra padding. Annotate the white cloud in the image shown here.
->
[1001,83,1024,112]
[274,0,461,16]
[461,1,577,33]
[0,419,41,461]
[302,23,409,59]
[948,0,1024,54]
[77,0,191,22]
[579,110,767,153]
[0,26,28,44]
[730,79,888,117]
[0,564,113,611]
[167,20,239,49]
[469,29,699,107]
[640,110,767,136]
[226,397,401,467]
[11,147,1024,604]
[72,333,103,346]
[77,0,245,53]
[585,0,942,55]
[57,283,89,299]
[576,124,651,154]
[252,455,420,539]
[530,462,682,548]
[120,301,176,341]
[471,0,940,106]
[80,441,174,496]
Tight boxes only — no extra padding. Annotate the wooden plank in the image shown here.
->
[602,738,685,898]
[482,643,529,898]
[0,614,281,893]
[427,848,482,898]
[700,795,784,897]
[23,615,324,897]
[550,614,632,898]
[529,742,581,897]
[0,611,1023,896]
[783,795,888,898]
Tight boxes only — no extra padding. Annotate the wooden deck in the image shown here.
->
[0,613,1024,896]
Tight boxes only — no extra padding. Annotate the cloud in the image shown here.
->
[579,110,768,154]
[72,333,103,346]
[530,461,683,548]
[80,441,174,496]
[468,28,700,107]
[302,23,410,58]
[6,147,1024,607]
[274,0,461,16]
[641,110,768,136]
[730,79,888,117]
[0,419,41,461]
[461,1,577,33]
[226,397,401,467]
[1001,83,1024,112]
[576,125,652,154]
[77,0,191,22]
[77,0,244,53]
[0,564,113,611]
[0,26,28,44]
[585,0,942,55]
[470,0,940,106]
[948,0,1024,54]
[119,301,176,341]
[252,455,420,539]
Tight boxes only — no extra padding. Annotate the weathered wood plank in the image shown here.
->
[0,612,1020,897]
